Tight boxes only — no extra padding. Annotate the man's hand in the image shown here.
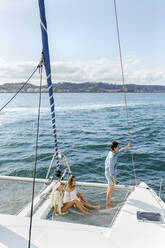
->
[128,141,132,147]
[123,141,132,151]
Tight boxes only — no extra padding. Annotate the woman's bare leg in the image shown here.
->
[81,200,101,209]
[61,200,75,213]
[62,200,91,214]
[74,200,91,214]
[77,192,100,209]
[77,192,88,202]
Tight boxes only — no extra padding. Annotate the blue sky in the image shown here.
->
[0,0,165,85]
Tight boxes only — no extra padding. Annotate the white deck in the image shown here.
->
[0,214,110,248]
[109,182,165,247]
[0,182,165,248]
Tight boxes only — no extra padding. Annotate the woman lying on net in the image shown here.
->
[64,175,101,210]
[50,181,91,216]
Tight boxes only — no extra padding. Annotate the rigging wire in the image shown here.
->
[113,0,138,185]
[28,56,43,248]
[0,60,42,113]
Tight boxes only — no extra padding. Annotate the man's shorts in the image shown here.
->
[105,172,113,185]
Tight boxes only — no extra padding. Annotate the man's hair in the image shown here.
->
[110,141,119,151]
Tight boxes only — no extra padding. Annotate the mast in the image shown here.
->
[38,0,59,168]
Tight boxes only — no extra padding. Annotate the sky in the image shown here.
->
[0,0,165,85]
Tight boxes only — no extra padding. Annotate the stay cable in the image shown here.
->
[113,0,138,185]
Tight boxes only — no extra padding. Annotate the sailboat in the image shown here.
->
[0,0,165,247]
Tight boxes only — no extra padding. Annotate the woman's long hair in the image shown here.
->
[67,175,75,189]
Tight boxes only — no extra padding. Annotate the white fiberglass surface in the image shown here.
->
[47,185,133,227]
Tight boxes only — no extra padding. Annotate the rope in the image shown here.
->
[113,0,138,185]
[28,57,43,248]
[0,60,42,113]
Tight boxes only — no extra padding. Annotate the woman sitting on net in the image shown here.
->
[50,181,91,216]
[64,175,100,210]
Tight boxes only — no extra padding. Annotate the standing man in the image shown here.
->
[105,141,131,208]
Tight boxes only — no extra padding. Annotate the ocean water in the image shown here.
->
[0,92,165,204]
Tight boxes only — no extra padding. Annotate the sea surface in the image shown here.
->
[0,92,165,211]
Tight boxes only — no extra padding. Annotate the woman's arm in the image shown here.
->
[77,192,87,202]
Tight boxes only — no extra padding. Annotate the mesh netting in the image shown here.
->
[0,180,44,215]
[47,185,133,227]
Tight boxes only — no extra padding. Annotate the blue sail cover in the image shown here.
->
[38,0,59,167]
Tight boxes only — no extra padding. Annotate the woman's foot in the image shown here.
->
[93,204,101,209]
[84,210,91,214]
[84,212,90,215]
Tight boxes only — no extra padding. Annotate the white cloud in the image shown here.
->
[0,59,39,84]
[0,57,165,86]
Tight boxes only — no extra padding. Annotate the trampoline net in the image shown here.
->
[46,185,133,227]
[0,180,44,215]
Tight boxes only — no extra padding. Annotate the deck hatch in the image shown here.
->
[137,211,163,223]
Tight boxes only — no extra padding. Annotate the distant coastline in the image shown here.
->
[0,82,165,93]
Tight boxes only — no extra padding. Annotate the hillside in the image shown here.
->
[0,82,165,93]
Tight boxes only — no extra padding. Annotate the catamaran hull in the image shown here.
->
[0,181,164,248]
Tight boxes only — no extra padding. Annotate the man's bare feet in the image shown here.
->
[106,205,114,209]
